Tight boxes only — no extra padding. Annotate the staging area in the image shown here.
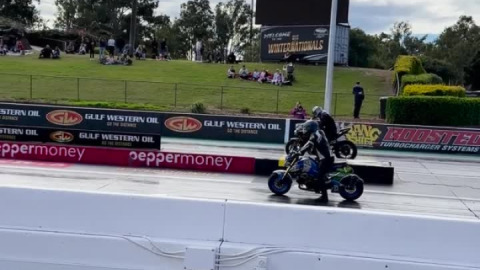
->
[0,148,479,221]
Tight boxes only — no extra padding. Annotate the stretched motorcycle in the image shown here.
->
[268,152,364,201]
[285,126,358,159]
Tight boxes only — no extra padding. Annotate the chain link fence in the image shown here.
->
[0,73,391,117]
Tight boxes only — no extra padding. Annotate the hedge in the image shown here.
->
[403,84,466,97]
[394,55,426,77]
[401,73,443,89]
[386,96,480,126]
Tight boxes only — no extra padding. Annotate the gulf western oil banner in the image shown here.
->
[260,25,329,62]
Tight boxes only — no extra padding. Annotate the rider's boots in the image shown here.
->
[314,176,329,202]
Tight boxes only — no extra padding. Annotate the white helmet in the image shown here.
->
[312,106,323,118]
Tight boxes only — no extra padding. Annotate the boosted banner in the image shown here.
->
[288,120,480,155]
[0,125,160,149]
[162,113,286,143]
[0,102,162,134]
[261,25,329,62]
[342,122,480,154]
[0,141,256,174]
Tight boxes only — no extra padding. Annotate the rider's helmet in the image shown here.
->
[301,120,319,135]
[312,106,323,118]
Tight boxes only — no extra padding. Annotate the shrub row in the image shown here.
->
[386,96,480,126]
[403,84,466,97]
[401,73,443,89]
[394,55,426,78]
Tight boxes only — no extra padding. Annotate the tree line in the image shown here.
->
[53,0,257,61]
[2,1,480,88]
[349,16,480,89]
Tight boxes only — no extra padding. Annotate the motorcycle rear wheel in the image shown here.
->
[339,174,364,201]
[334,141,358,159]
[268,172,293,196]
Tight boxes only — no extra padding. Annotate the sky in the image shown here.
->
[35,0,480,36]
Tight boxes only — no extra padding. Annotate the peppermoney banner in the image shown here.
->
[260,25,329,62]
[0,125,160,149]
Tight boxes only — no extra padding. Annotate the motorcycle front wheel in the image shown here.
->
[334,141,358,159]
[268,172,293,196]
[339,174,364,201]
[285,138,302,154]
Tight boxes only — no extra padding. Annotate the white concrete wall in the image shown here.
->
[0,187,478,270]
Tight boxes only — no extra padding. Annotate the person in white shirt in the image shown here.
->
[107,37,115,56]
[239,65,249,79]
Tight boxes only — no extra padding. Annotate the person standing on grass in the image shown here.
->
[352,82,365,119]
[89,39,96,60]
[107,36,115,57]
[99,38,106,60]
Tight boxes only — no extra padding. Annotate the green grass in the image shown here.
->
[0,54,393,117]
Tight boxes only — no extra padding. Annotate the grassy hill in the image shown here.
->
[0,54,393,117]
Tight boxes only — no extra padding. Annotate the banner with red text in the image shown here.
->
[0,141,256,174]
[339,122,480,154]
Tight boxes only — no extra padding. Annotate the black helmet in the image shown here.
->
[312,106,323,118]
[302,120,319,134]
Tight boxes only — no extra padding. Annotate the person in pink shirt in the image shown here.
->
[290,102,307,119]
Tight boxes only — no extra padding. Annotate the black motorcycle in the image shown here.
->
[285,127,358,159]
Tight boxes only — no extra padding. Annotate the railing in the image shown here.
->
[0,73,391,117]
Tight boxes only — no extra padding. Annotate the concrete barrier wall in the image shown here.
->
[223,201,480,269]
[0,187,478,270]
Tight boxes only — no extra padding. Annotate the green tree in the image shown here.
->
[214,0,252,54]
[0,0,40,26]
[55,0,160,39]
[348,28,378,67]
[433,16,480,85]
[54,0,78,30]
[176,0,214,54]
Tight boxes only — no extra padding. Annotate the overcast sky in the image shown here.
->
[35,0,480,35]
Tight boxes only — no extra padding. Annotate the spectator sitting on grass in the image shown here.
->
[252,69,260,80]
[52,46,61,59]
[135,45,145,60]
[79,43,86,55]
[258,69,267,83]
[39,45,53,59]
[227,66,236,79]
[272,69,282,86]
[239,65,249,80]
[0,44,7,56]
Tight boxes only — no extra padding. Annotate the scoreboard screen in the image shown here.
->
[255,0,350,26]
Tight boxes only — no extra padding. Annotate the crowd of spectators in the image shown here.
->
[227,63,295,86]
[0,37,27,56]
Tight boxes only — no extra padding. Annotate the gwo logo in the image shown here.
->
[165,117,202,133]
[46,110,83,126]
[50,131,74,143]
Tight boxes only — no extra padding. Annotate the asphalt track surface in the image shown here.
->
[0,138,480,221]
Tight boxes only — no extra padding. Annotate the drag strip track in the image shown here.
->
[0,155,479,221]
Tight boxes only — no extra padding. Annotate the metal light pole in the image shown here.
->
[324,0,338,114]
[250,0,254,61]
[250,0,254,44]
[128,0,138,56]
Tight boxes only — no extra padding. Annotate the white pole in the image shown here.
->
[324,0,338,114]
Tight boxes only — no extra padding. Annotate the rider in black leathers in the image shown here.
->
[312,106,338,143]
[296,120,334,202]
